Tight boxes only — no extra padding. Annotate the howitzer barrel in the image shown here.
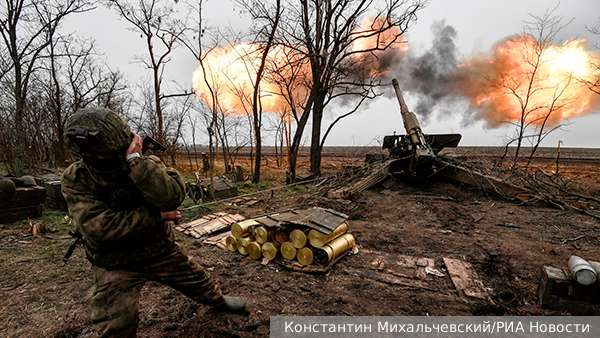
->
[392,78,410,114]
[391,79,429,148]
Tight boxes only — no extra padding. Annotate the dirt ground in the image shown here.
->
[2,148,600,338]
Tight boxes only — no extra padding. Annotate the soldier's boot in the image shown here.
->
[214,296,246,313]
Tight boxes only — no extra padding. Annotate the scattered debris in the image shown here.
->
[522,168,600,219]
[471,213,486,223]
[561,235,585,244]
[327,162,390,199]
[28,220,47,236]
[410,194,454,201]
[345,267,438,291]
[230,197,261,208]
[437,159,532,200]
[496,222,521,229]
[425,267,445,277]
[351,249,440,291]
[443,257,489,300]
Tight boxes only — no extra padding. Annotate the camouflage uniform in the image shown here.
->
[61,108,223,338]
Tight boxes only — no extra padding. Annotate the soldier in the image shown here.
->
[61,108,245,338]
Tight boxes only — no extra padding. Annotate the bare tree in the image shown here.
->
[178,0,229,199]
[239,0,424,178]
[104,0,191,144]
[584,17,600,95]
[262,42,313,183]
[42,35,128,165]
[0,0,92,175]
[295,0,424,176]
[483,7,577,168]
[236,0,281,183]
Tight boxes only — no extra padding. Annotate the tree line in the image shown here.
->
[0,0,425,182]
[2,1,599,182]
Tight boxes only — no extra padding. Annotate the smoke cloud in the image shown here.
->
[388,20,600,128]
[389,20,465,124]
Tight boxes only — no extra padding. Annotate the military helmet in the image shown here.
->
[65,108,131,154]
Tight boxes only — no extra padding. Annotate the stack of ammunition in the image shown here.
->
[226,217,355,267]
[0,176,46,223]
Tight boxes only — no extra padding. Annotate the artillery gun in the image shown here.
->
[383,78,461,178]
[328,79,531,200]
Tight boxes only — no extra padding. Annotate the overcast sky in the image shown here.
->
[63,0,600,148]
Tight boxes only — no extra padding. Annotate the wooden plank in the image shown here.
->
[175,212,228,231]
[361,249,437,280]
[177,213,244,238]
[241,199,260,207]
[344,267,438,292]
[274,251,348,274]
[443,257,488,300]
[203,214,244,234]
[204,230,232,245]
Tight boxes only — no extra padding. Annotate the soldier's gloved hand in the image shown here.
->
[125,132,143,158]
[160,210,181,222]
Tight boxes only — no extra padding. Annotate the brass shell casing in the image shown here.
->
[313,233,355,265]
[231,219,260,239]
[255,226,275,244]
[297,247,315,266]
[237,237,251,255]
[226,235,238,252]
[262,242,280,260]
[280,241,297,260]
[272,230,289,245]
[290,229,309,248]
[308,221,349,248]
[248,241,262,260]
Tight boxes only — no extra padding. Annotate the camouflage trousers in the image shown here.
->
[90,244,223,338]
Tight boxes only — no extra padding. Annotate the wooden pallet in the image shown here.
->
[274,251,349,274]
[443,257,489,300]
[175,213,245,238]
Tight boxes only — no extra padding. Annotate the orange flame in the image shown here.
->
[192,43,292,116]
[352,16,408,77]
[192,17,407,115]
[352,16,408,53]
[457,35,600,128]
